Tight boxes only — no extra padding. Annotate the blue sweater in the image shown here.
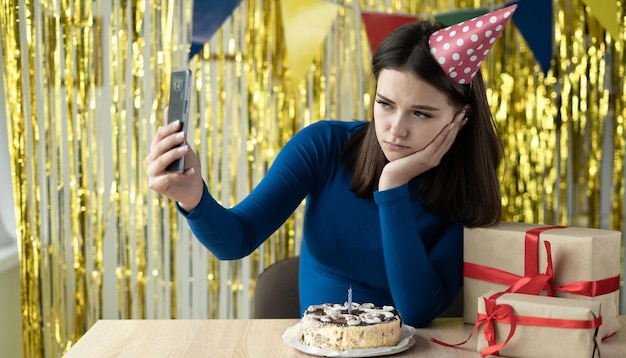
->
[181,120,463,327]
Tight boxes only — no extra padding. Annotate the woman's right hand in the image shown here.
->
[145,109,204,212]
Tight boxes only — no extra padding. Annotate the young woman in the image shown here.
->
[146,7,514,327]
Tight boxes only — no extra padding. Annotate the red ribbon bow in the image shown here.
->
[431,296,517,357]
[479,296,517,357]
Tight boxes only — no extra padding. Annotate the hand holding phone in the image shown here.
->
[166,69,192,173]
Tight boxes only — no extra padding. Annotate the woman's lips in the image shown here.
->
[384,141,409,151]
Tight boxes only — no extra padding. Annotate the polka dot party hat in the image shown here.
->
[429,4,517,84]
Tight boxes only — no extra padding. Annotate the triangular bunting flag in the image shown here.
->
[509,0,554,75]
[433,7,488,26]
[361,11,419,54]
[280,0,340,83]
[580,0,620,40]
[190,0,243,59]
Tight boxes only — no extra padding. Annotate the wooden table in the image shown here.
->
[64,316,626,357]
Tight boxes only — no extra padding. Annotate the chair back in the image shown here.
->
[253,256,301,319]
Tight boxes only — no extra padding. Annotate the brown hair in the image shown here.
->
[341,21,503,227]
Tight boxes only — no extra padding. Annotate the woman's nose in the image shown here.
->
[390,114,408,138]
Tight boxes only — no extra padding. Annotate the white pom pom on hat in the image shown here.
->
[428,4,517,84]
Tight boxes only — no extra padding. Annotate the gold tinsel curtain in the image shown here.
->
[0,0,624,357]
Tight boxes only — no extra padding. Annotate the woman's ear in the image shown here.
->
[461,105,471,120]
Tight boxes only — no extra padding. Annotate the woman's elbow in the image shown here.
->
[198,240,244,260]
[402,311,437,328]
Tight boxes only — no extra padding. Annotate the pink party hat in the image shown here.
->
[429,4,517,84]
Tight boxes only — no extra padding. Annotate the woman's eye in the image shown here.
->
[375,98,391,108]
[413,110,431,118]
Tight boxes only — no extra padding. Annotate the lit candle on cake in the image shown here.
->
[347,285,352,313]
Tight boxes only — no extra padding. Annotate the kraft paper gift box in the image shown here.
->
[463,222,621,339]
[475,292,601,358]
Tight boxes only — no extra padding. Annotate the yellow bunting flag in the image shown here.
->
[280,0,339,83]
[580,0,620,40]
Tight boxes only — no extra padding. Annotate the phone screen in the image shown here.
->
[166,69,192,173]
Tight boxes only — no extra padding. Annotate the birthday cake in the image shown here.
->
[300,302,403,351]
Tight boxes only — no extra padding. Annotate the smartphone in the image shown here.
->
[166,69,192,173]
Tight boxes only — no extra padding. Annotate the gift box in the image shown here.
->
[463,222,621,339]
[476,292,601,358]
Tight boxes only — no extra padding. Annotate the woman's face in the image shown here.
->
[374,69,459,162]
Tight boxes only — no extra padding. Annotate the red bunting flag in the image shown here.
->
[361,11,419,54]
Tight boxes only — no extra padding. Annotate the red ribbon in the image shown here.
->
[464,226,620,297]
[523,226,566,276]
[432,292,603,357]
[554,276,621,297]
[465,262,620,297]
